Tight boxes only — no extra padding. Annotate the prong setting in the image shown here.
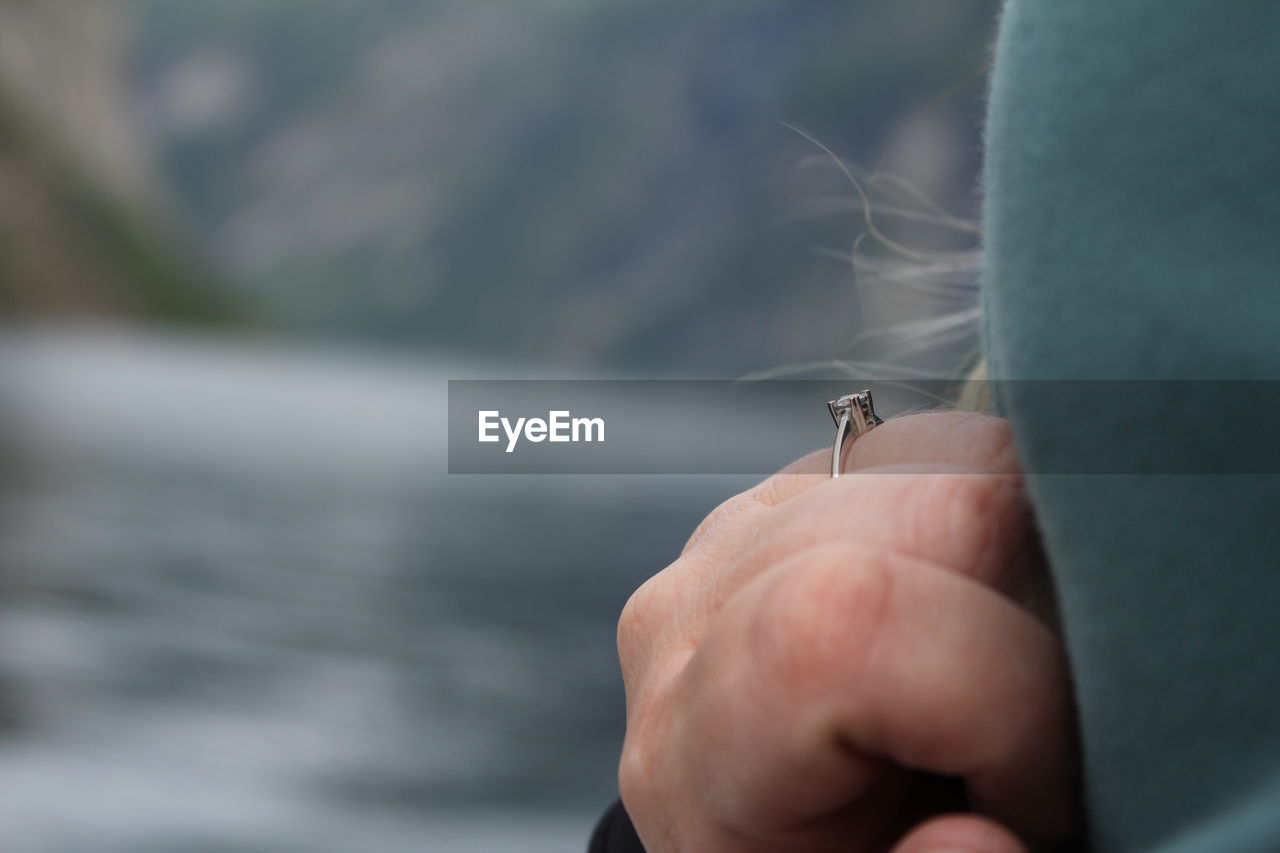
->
[827,390,884,477]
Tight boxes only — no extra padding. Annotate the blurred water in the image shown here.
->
[0,330,758,852]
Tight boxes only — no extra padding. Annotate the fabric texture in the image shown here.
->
[983,1,1280,850]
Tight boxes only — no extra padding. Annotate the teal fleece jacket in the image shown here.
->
[984,1,1280,850]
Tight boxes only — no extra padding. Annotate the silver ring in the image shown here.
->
[827,390,884,478]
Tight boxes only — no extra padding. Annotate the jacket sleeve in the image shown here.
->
[588,799,646,853]
[984,1,1280,850]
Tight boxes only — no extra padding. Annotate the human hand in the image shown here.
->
[616,412,1080,852]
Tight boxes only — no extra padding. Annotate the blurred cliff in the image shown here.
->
[0,0,230,322]
[1,0,994,371]
[145,0,995,370]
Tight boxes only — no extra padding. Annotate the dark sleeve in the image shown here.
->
[588,799,646,853]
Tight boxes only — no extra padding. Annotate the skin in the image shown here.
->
[616,412,1082,852]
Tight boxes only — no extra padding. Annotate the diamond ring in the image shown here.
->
[827,390,884,478]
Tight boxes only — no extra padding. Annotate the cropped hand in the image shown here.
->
[616,413,1080,852]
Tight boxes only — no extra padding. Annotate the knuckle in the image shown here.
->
[618,574,670,672]
[749,547,894,694]
[682,493,755,555]
[748,467,816,507]
[963,412,1017,471]
[911,473,1022,568]
[981,414,1016,457]
[618,730,653,807]
[617,685,677,817]
[928,473,1010,524]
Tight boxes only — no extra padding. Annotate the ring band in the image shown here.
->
[827,390,884,478]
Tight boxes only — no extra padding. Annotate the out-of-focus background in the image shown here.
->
[0,1,996,849]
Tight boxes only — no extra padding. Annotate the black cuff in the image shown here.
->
[588,799,645,853]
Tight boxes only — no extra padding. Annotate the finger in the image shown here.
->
[686,468,1033,608]
[680,413,1017,562]
[635,469,1036,680]
[643,468,1036,681]
[891,815,1030,853]
[745,412,1018,507]
[672,544,1079,849]
[847,411,1018,475]
[760,468,1028,590]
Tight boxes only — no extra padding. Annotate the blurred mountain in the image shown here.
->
[0,0,231,322]
[128,0,996,369]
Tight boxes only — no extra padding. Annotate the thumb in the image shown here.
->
[892,814,1029,853]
